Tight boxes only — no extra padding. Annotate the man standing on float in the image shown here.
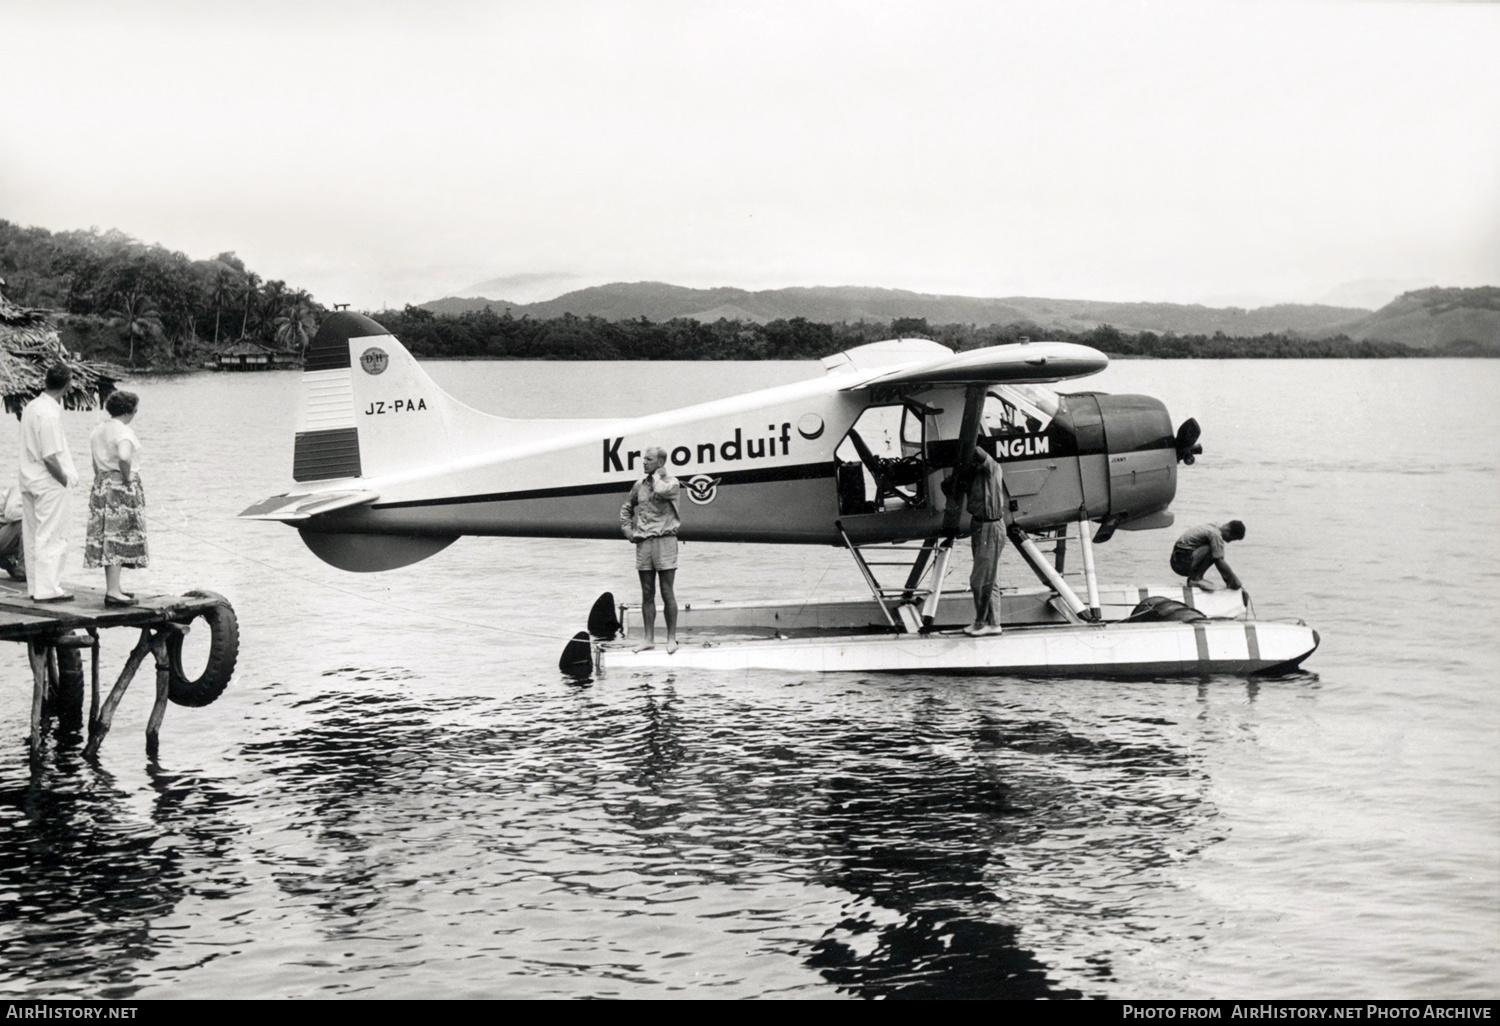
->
[964,441,1007,636]
[620,446,681,654]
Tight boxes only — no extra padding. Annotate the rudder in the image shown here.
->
[294,312,491,483]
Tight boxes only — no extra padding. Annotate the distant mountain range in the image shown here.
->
[419,283,1500,350]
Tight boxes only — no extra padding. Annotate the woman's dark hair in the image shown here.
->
[105,390,139,417]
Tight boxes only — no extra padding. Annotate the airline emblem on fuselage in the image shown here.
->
[685,475,721,505]
[360,347,389,375]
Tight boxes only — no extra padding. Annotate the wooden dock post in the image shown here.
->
[143,629,177,759]
[87,627,100,732]
[83,629,154,759]
[27,638,48,759]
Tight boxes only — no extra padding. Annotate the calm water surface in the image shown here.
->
[0,359,1495,998]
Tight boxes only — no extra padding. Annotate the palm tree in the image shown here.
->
[274,302,316,357]
[237,271,262,340]
[211,267,238,345]
[113,289,162,366]
[260,280,288,343]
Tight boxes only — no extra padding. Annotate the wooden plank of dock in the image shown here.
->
[0,579,221,641]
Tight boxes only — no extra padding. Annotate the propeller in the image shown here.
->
[1175,418,1203,465]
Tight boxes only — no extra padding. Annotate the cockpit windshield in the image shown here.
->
[983,384,1062,437]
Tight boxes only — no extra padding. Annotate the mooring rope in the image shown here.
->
[142,512,568,642]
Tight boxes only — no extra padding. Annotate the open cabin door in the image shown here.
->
[833,401,946,540]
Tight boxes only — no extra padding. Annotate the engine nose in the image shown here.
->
[1096,394,1178,522]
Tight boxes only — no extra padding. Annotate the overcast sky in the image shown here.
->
[3,0,1497,310]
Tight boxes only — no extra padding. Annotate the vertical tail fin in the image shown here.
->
[293,312,494,484]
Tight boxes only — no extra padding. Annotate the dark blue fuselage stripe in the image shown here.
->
[371,460,838,510]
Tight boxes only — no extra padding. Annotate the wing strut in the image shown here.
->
[941,383,988,538]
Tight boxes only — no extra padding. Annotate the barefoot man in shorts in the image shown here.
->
[620,446,681,654]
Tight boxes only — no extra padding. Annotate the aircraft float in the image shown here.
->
[241,312,1319,677]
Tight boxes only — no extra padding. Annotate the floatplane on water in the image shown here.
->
[241,312,1318,678]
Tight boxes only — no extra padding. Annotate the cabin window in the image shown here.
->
[835,404,928,515]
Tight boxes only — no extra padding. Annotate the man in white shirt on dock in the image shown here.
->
[18,365,78,602]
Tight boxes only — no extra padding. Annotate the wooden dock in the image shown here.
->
[0,580,238,759]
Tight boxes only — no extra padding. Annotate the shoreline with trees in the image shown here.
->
[0,221,322,371]
[3,220,1493,370]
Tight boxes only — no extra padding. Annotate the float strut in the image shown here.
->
[1077,513,1102,620]
[900,538,940,604]
[1008,524,1091,624]
[920,540,954,629]
[837,522,898,630]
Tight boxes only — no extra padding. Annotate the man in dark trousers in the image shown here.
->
[1170,520,1246,592]
[963,442,1007,636]
[620,446,681,654]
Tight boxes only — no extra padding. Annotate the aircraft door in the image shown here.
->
[834,403,931,517]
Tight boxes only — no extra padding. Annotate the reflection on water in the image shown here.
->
[0,665,1231,997]
[2,666,1230,996]
[0,753,245,997]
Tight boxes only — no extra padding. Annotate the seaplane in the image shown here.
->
[240,312,1319,678]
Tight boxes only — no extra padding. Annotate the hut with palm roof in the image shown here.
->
[0,280,119,417]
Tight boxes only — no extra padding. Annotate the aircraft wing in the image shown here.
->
[238,489,379,522]
[846,341,1108,389]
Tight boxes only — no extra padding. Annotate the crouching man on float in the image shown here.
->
[1170,519,1247,594]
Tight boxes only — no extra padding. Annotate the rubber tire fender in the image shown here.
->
[47,642,87,733]
[167,590,239,707]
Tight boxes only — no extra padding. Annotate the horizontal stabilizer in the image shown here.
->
[848,341,1107,389]
[238,490,380,521]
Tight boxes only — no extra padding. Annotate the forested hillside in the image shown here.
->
[0,220,324,366]
[1344,287,1500,351]
[422,282,1375,339]
[424,282,1500,350]
[370,305,1439,362]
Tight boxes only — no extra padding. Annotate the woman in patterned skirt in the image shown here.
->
[84,390,148,607]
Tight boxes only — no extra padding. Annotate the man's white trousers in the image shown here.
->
[21,485,70,599]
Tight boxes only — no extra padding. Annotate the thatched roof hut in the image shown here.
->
[0,283,119,417]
